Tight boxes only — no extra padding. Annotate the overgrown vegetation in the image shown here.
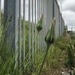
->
[0,15,16,75]
[39,33,75,75]
[0,12,75,75]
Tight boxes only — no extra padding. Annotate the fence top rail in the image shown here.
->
[55,0,60,13]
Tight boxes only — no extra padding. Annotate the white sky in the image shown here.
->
[57,0,75,31]
[1,0,75,31]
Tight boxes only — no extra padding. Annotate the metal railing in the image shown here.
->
[0,0,65,74]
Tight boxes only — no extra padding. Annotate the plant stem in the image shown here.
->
[38,43,51,75]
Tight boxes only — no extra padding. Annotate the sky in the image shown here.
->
[57,0,75,31]
[1,0,75,31]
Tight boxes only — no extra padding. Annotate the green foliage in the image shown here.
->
[40,44,64,75]
[0,11,75,75]
[0,16,16,75]
[33,52,45,75]
[46,45,61,68]
[65,40,75,68]
[55,38,68,50]
[40,34,75,75]
[71,35,75,40]
[0,15,24,75]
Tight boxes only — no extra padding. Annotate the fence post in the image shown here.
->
[28,0,31,67]
[23,0,26,73]
[4,0,19,68]
[31,0,34,69]
[0,0,1,38]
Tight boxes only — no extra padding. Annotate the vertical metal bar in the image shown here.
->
[36,0,38,51]
[34,0,36,62]
[39,0,41,51]
[42,0,44,50]
[41,0,42,50]
[4,0,19,69]
[60,15,61,36]
[41,0,43,51]
[4,0,15,52]
[37,0,38,50]
[61,19,63,34]
[32,0,34,66]
[0,0,1,25]
[28,0,31,63]
[15,0,19,69]
[42,0,44,49]
[35,0,36,44]
[37,0,40,52]
[59,13,60,36]
[0,0,1,38]
[39,0,41,17]
[40,0,42,51]
[53,0,55,18]
[38,0,40,51]
[23,0,25,72]
[19,0,22,67]
[61,17,62,35]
